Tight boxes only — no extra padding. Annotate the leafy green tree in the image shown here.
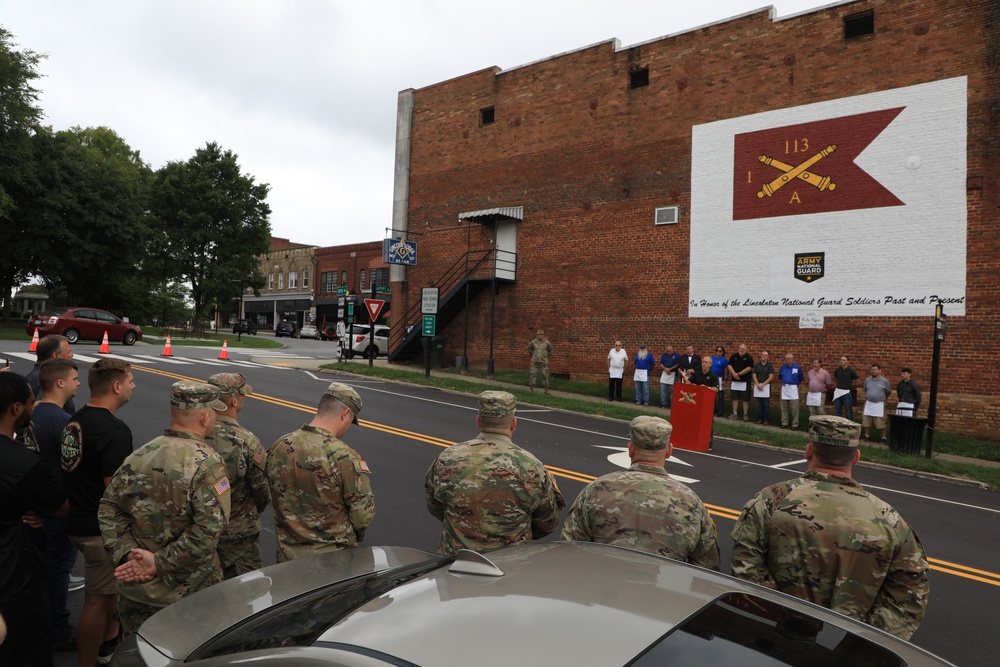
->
[0,26,45,322]
[148,142,271,326]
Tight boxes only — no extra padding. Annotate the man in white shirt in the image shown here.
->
[607,340,627,402]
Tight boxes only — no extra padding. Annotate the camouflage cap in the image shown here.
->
[206,372,253,398]
[809,415,861,448]
[325,382,362,424]
[170,380,227,411]
[629,415,672,451]
[478,390,517,419]
[537,329,545,335]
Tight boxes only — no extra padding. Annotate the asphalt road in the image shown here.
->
[3,339,997,667]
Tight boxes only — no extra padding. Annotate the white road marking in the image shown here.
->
[129,354,195,365]
[771,458,807,468]
[592,445,699,484]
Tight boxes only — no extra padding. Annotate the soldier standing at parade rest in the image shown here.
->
[99,381,231,633]
[528,329,553,394]
[730,415,929,640]
[266,383,374,562]
[205,373,270,578]
[561,416,719,569]
[425,390,565,555]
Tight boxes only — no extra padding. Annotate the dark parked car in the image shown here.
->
[26,307,142,346]
[275,321,298,338]
[232,319,257,335]
[110,542,956,667]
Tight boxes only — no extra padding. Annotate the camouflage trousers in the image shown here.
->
[220,534,263,579]
[529,361,549,387]
[118,595,163,634]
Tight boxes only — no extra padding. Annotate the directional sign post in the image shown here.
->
[422,315,436,337]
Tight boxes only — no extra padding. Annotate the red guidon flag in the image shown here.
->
[733,107,904,220]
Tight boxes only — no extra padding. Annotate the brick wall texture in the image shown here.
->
[392,0,1000,439]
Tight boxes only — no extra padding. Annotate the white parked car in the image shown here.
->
[347,324,389,358]
[298,324,320,340]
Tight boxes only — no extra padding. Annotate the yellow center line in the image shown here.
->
[130,364,1000,588]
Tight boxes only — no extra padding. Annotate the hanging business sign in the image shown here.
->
[383,238,418,266]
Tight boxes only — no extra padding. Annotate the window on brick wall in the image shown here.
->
[321,271,335,293]
[370,267,388,290]
[268,273,274,290]
[844,11,874,39]
[289,271,298,289]
[359,269,366,292]
[341,271,347,286]
[303,269,309,288]
[278,272,284,290]
[629,67,649,89]
[480,106,495,125]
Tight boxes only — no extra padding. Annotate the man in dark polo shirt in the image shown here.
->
[62,359,135,665]
[727,344,754,422]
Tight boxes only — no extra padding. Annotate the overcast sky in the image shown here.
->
[3,0,831,247]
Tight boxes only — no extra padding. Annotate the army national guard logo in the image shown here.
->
[794,252,825,283]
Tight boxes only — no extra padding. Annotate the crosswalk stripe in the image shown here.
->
[6,352,36,362]
[129,354,195,365]
[4,350,290,370]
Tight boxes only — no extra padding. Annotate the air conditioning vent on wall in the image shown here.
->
[654,206,679,225]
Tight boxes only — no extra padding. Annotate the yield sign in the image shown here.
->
[363,298,386,322]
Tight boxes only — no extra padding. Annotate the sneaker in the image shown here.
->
[728,413,739,420]
[68,574,85,592]
[881,437,888,444]
[96,631,122,664]
[743,416,750,422]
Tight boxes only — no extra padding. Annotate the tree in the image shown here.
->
[147,142,271,327]
[0,26,45,322]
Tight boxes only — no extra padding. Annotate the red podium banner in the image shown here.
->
[669,383,715,452]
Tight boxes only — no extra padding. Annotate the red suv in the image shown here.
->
[26,307,143,346]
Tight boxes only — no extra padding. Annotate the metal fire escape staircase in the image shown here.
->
[388,248,515,362]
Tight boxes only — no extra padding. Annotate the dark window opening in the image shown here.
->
[629,68,649,89]
[480,106,495,125]
[844,11,875,39]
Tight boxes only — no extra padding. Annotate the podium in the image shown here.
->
[669,383,715,452]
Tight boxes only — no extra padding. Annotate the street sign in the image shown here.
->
[364,298,386,322]
[347,303,354,315]
[422,315,436,336]
[376,285,391,295]
[337,285,348,297]
[422,287,439,315]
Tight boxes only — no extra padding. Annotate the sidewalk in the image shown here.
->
[260,355,1000,475]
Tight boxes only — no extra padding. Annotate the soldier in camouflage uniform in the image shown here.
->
[528,329,553,394]
[561,416,720,570]
[730,415,929,640]
[266,382,374,562]
[205,373,270,578]
[99,381,232,632]
[425,390,565,555]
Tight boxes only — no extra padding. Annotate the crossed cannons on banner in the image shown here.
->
[756,144,837,198]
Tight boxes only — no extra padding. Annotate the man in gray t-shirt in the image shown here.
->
[862,363,892,442]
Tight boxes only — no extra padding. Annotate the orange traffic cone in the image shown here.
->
[161,335,174,357]
[29,328,39,352]
[99,331,111,354]
[219,339,229,360]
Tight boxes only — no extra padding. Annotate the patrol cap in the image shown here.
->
[629,415,672,451]
[808,415,861,448]
[325,382,362,424]
[170,380,227,412]
[537,329,545,335]
[478,390,517,419]
[639,343,647,348]
[206,372,253,398]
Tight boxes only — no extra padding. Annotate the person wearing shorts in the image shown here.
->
[862,364,892,443]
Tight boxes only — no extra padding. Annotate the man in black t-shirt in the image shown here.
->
[727,344,755,422]
[0,373,68,667]
[62,358,135,665]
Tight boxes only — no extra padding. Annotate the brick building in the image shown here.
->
[245,237,316,330]
[387,0,998,438]
[314,241,390,327]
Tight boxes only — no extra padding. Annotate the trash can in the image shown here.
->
[888,415,927,455]
[455,355,467,372]
[431,335,446,369]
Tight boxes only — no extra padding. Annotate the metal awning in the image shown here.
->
[457,206,523,223]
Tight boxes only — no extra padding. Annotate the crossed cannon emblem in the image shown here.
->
[756,144,837,198]
[679,390,698,404]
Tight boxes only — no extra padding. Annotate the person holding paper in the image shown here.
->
[862,364,893,443]
[727,344,754,422]
[607,340,627,402]
[753,351,775,425]
[778,353,804,429]
[657,345,681,408]
[806,358,833,416]
[832,355,860,420]
[896,368,922,417]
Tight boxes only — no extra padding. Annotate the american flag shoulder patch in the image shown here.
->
[359,460,371,473]
[214,477,231,495]
[252,447,265,464]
